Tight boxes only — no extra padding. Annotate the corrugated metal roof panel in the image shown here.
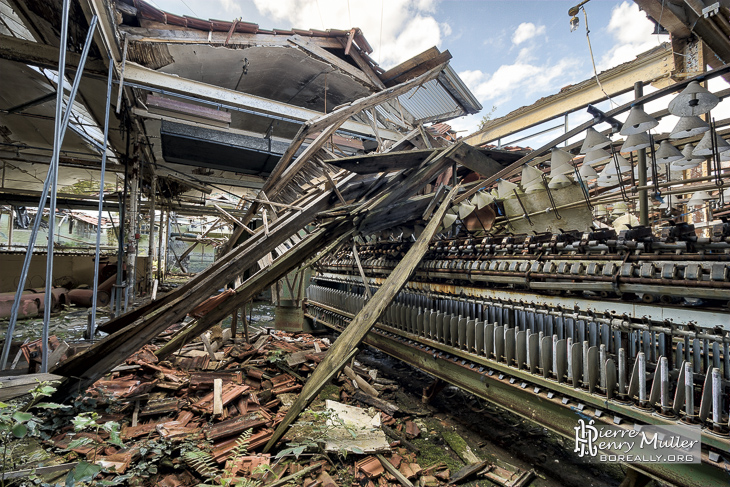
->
[397,79,464,124]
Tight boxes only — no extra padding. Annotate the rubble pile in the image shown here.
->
[36,328,485,487]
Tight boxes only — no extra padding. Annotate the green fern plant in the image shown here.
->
[184,429,262,487]
[183,449,218,479]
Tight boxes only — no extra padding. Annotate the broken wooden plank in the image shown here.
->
[376,454,414,487]
[0,373,62,401]
[213,379,223,416]
[353,391,399,417]
[323,149,436,174]
[344,366,379,397]
[205,412,267,441]
[263,185,458,453]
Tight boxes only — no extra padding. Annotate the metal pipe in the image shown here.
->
[0,5,92,370]
[90,58,114,339]
[41,1,73,373]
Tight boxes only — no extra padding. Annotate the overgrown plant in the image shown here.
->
[0,381,67,486]
[183,429,260,487]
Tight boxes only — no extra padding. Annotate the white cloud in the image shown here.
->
[460,57,576,105]
[251,0,448,69]
[512,22,546,45]
[599,1,668,70]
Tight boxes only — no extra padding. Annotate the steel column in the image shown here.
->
[89,58,115,339]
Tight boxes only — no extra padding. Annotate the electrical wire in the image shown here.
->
[180,0,198,17]
[315,0,325,30]
[379,0,384,64]
[582,7,615,108]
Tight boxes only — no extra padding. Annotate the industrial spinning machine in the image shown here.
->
[304,79,730,485]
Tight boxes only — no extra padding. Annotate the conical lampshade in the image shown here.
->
[668,81,719,116]
[524,181,546,194]
[578,164,598,179]
[583,148,611,166]
[692,130,730,156]
[580,127,611,153]
[611,202,629,216]
[521,165,543,189]
[724,187,730,199]
[620,132,651,153]
[442,211,458,229]
[672,144,703,170]
[550,148,573,167]
[551,161,574,177]
[548,174,572,189]
[597,175,618,187]
[686,190,713,206]
[497,179,518,200]
[603,154,632,175]
[620,106,659,135]
[669,116,710,139]
[594,204,608,217]
[472,191,494,210]
[458,203,476,219]
[655,140,683,165]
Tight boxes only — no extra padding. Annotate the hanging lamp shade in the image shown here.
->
[669,116,710,139]
[594,204,608,217]
[548,173,572,189]
[550,160,574,177]
[550,148,573,167]
[668,81,719,116]
[611,201,628,215]
[692,130,730,156]
[672,144,703,170]
[620,106,659,135]
[583,148,611,166]
[441,210,458,230]
[686,190,713,206]
[521,165,543,189]
[603,155,632,175]
[580,127,611,153]
[472,191,494,210]
[578,163,598,179]
[458,203,476,220]
[655,140,683,165]
[524,181,546,194]
[723,186,730,199]
[620,132,651,153]
[496,179,518,200]
[596,175,619,187]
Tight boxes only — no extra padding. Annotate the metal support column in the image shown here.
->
[89,59,115,340]
[147,173,157,291]
[125,151,140,302]
[0,6,97,370]
[635,81,649,226]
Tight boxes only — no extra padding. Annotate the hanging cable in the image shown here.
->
[581,7,615,107]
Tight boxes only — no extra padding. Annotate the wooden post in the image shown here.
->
[231,307,238,341]
[242,304,249,344]
[213,378,223,416]
[263,186,459,453]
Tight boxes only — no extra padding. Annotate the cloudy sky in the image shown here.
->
[142,0,693,141]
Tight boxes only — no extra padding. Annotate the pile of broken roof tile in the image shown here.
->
[40,328,457,486]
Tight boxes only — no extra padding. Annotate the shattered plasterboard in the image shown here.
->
[323,400,390,454]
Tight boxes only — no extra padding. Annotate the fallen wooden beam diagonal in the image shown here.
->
[154,219,356,361]
[263,185,459,453]
[51,181,352,400]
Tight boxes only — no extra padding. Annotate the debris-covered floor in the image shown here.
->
[0,294,630,487]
